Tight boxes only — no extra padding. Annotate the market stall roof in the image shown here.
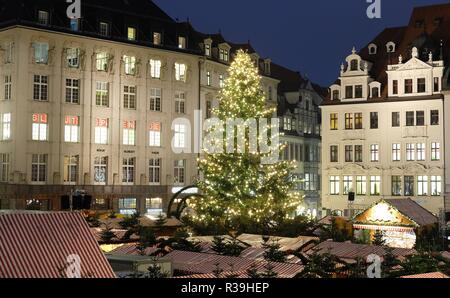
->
[400,272,449,278]
[236,234,319,252]
[0,211,116,278]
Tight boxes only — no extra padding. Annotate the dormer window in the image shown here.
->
[386,42,396,53]
[371,87,379,98]
[204,43,211,56]
[70,19,80,31]
[219,48,229,62]
[38,10,49,26]
[99,22,109,37]
[415,20,425,28]
[127,27,136,41]
[264,59,271,75]
[368,44,377,55]
[178,37,186,49]
[153,32,162,45]
[350,59,359,71]
[332,90,340,100]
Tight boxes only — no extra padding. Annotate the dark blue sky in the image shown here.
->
[154,0,450,87]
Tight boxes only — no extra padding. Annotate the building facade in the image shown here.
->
[0,0,307,216]
[321,4,450,216]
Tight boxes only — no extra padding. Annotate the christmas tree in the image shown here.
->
[191,50,301,231]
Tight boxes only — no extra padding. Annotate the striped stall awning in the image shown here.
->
[353,224,414,233]
[0,211,116,278]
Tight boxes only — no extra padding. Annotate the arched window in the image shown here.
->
[368,44,377,55]
[350,59,359,71]
[372,87,379,98]
[386,42,396,53]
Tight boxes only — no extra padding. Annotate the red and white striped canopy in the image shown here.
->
[0,211,116,278]
[353,224,414,233]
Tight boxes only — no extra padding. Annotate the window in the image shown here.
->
[392,112,400,127]
[370,112,378,129]
[284,117,292,131]
[70,19,79,31]
[405,145,416,163]
[343,176,353,195]
[417,78,426,93]
[219,75,225,88]
[99,22,109,37]
[149,59,161,79]
[66,48,80,68]
[123,121,136,146]
[406,111,414,126]
[355,85,363,98]
[206,100,212,119]
[122,158,135,184]
[392,80,398,95]
[430,176,441,196]
[33,75,48,101]
[149,88,161,111]
[345,145,353,162]
[431,142,440,161]
[127,27,136,41]
[416,143,425,161]
[0,154,10,182]
[330,113,338,130]
[404,79,413,94]
[64,116,80,143]
[94,118,108,145]
[95,82,109,107]
[118,198,137,215]
[356,176,367,195]
[416,111,424,126]
[355,145,363,162]
[392,143,401,161]
[404,176,414,196]
[330,146,338,162]
[418,176,428,196]
[149,122,161,147]
[345,86,353,99]
[175,91,186,114]
[146,198,162,214]
[5,42,13,64]
[175,63,187,82]
[355,113,363,129]
[178,36,186,49]
[96,52,109,71]
[153,32,162,45]
[205,43,211,56]
[206,71,211,86]
[33,43,49,64]
[32,113,48,141]
[63,155,78,184]
[430,110,439,125]
[350,59,358,71]
[370,176,381,195]
[370,144,379,162]
[94,156,108,184]
[174,160,186,185]
[149,159,161,185]
[4,75,12,101]
[38,10,49,25]
[332,90,339,100]
[123,85,136,109]
[219,48,229,62]
[433,77,440,92]
[268,86,273,101]
[329,176,340,195]
[345,113,353,130]
[392,176,402,196]
[371,87,379,98]
[1,113,11,140]
[65,79,80,104]
[123,56,136,75]
[31,154,47,182]
[174,124,187,149]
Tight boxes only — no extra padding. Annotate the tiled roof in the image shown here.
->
[107,242,159,256]
[400,272,449,278]
[384,199,438,226]
[236,234,319,252]
[0,211,116,278]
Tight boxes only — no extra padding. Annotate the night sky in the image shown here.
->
[154,0,450,87]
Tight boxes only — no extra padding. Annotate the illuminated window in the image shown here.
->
[431,142,440,161]
[96,52,109,71]
[33,42,49,64]
[123,85,136,109]
[118,198,137,215]
[31,154,47,182]
[392,143,401,161]
[149,159,161,185]
[33,75,48,101]
[330,113,338,130]
[175,91,186,114]
[94,118,108,145]
[149,122,161,147]
[65,79,80,104]
[417,176,428,196]
[175,63,187,81]
[219,75,224,88]
[219,48,229,62]
[123,55,136,75]
[153,32,162,45]
[178,36,186,49]
[370,144,379,162]
[284,117,292,131]
[32,113,48,141]
[122,158,135,184]
[433,77,440,92]
[64,116,80,143]
[146,198,162,213]
[329,176,340,195]
[1,113,11,140]
[370,176,381,195]
[63,155,79,184]
[174,124,187,149]
[392,176,402,196]
[149,88,162,111]
[66,48,80,68]
[430,176,441,196]
[406,144,415,161]
[127,27,136,41]
[355,113,363,129]
[356,176,367,195]
[123,121,136,146]
[99,22,109,37]
[343,176,353,195]
[95,82,109,107]
[150,59,161,79]
[204,43,211,56]
[416,143,425,161]
[206,71,211,86]
[174,159,186,185]
[94,156,107,184]
[38,10,49,25]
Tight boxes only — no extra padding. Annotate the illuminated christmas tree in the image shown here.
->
[190,50,302,231]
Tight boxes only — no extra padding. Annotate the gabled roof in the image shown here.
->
[400,272,449,279]
[384,199,438,226]
[0,211,116,278]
